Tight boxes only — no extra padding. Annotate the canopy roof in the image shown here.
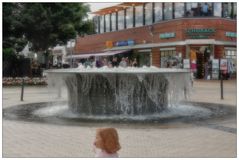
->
[91,2,145,15]
[66,49,130,59]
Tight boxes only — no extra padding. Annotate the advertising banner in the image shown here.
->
[220,59,228,70]
[183,59,190,69]
[212,59,219,69]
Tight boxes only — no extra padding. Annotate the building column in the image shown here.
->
[151,48,160,67]
[214,45,224,58]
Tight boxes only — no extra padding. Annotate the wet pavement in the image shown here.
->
[2,79,237,158]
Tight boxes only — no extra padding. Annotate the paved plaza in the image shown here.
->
[2,79,237,158]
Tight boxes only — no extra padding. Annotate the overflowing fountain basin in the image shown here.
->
[46,67,191,116]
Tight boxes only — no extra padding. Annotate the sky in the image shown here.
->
[87,2,120,19]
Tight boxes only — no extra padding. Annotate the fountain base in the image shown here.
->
[3,101,235,125]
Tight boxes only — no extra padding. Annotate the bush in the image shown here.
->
[3,77,47,86]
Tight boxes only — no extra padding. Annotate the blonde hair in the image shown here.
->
[96,128,121,154]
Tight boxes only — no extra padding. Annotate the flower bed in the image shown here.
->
[3,77,47,86]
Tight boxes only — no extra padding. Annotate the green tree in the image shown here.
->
[3,3,94,51]
[19,3,92,51]
[3,3,94,74]
[3,3,27,50]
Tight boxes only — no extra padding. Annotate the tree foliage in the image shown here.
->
[3,3,26,50]
[3,3,95,52]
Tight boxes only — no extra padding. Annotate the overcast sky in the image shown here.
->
[87,2,120,19]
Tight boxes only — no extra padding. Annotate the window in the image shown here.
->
[118,10,125,30]
[222,3,232,18]
[93,16,98,33]
[233,3,237,19]
[185,2,213,17]
[213,3,222,17]
[135,5,143,27]
[154,2,163,22]
[126,7,133,28]
[111,12,116,31]
[105,14,110,32]
[174,3,185,18]
[160,50,177,68]
[225,49,237,59]
[100,15,104,33]
[164,3,173,20]
[185,3,194,17]
[145,3,153,25]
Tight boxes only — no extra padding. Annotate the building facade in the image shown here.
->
[74,2,236,79]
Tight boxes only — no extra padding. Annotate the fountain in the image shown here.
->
[46,66,191,116]
[3,66,235,125]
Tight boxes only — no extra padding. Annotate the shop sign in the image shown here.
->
[186,28,216,39]
[105,41,113,48]
[160,32,175,39]
[220,59,228,70]
[115,39,135,47]
[212,59,219,69]
[225,32,237,38]
[183,59,190,69]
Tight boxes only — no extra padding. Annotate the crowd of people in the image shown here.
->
[79,56,138,68]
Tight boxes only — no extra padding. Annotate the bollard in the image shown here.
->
[21,78,24,101]
[220,71,224,100]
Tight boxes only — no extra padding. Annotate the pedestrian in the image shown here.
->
[119,57,127,68]
[93,128,121,158]
[131,58,138,67]
[112,57,119,67]
[202,3,209,16]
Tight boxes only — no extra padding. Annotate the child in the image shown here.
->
[93,128,121,158]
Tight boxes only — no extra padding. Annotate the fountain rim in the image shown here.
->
[2,101,236,126]
[45,68,190,74]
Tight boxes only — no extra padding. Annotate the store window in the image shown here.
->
[105,14,110,32]
[135,5,143,27]
[135,50,151,67]
[222,3,232,18]
[213,3,222,17]
[126,7,133,28]
[145,3,153,25]
[174,2,185,18]
[154,3,163,22]
[160,49,178,68]
[164,3,173,20]
[118,10,125,30]
[111,12,117,31]
[225,48,237,75]
[225,49,236,59]
[100,15,104,33]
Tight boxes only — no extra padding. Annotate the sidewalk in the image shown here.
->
[2,79,237,158]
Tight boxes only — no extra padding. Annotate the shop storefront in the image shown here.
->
[74,2,236,79]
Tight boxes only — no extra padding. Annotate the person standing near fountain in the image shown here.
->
[119,57,127,68]
[93,128,121,158]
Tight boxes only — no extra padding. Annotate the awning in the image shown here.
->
[104,40,236,51]
[66,49,130,59]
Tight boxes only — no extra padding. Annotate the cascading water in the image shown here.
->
[47,66,192,117]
